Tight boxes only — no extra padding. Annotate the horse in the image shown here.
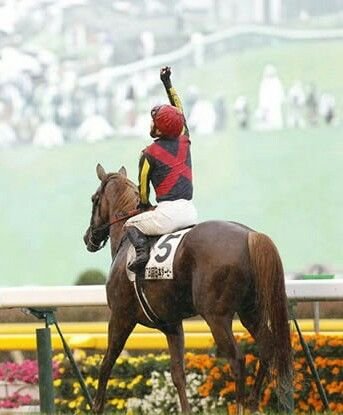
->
[83,164,293,414]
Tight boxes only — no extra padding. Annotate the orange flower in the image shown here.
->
[209,366,222,380]
[220,381,235,397]
[298,401,309,411]
[245,353,255,365]
[246,376,254,386]
[227,402,237,415]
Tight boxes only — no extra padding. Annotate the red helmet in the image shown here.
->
[151,104,184,138]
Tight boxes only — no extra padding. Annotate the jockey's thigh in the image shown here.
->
[125,199,197,235]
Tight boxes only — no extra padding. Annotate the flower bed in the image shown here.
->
[52,334,343,414]
[0,360,59,410]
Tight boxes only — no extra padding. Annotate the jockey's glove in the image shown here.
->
[160,66,172,88]
[138,201,153,212]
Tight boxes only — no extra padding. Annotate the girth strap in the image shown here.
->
[133,272,166,326]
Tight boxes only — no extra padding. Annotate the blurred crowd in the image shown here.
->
[0,59,338,150]
[0,0,183,149]
[0,1,340,149]
[233,64,338,132]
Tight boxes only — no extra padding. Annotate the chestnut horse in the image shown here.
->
[83,164,292,414]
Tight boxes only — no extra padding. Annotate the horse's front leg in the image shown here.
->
[93,312,135,414]
[164,323,191,414]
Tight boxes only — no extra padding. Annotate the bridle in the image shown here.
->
[88,208,140,250]
[88,175,140,251]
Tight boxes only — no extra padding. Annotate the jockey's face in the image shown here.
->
[150,120,161,138]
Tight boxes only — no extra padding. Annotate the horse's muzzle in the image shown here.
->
[84,227,102,252]
[83,228,90,246]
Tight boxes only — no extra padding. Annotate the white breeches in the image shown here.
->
[125,199,197,235]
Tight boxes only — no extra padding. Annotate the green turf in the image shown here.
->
[0,40,342,287]
[1,125,342,287]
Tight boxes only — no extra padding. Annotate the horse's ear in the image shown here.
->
[96,163,106,181]
[118,166,127,177]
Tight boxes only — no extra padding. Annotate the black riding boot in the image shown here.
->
[126,226,150,273]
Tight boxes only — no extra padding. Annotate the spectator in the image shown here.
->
[214,94,228,131]
[319,93,336,125]
[233,96,250,129]
[287,81,306,128]
[256,64,285,130]
[305,83,319,126]
[0,101,17,147]
[184,85,199,118]
[0,121,17,148]
[32,119,64,148]
[76,114,114,143]
[188,97,216,135]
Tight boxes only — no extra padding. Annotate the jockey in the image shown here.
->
[125,66,197,273]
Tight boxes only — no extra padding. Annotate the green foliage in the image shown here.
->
[75,269,106,285]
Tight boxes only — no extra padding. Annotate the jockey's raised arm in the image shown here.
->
[160,66,190,138]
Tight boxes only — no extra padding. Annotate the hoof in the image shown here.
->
[92,402,103,414]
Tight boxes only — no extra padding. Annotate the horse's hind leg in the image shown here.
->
[238,309,273,413]
[205,315,245,415]
[93,312,135,414]
[164,323,191,414]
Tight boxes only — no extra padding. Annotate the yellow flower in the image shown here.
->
[73,349,86,362]
[117,399,126,410]
[53,379,61,387]
[53,353,65,362]
[108,378,119,387]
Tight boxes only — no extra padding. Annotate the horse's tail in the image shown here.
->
[248,231,293,410]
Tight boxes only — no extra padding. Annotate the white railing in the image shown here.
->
[0,280,342,309]
[79,25,343,88]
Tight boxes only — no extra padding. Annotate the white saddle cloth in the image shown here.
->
[126,228,192,282]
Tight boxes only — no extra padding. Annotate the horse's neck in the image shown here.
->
[109,223,125,259]
[110,230,129,261]
[109,183,138,258]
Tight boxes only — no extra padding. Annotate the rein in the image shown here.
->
[89,208,141,250]
[108,208,141,227]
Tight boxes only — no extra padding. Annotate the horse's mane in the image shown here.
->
[105,173,139,211]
